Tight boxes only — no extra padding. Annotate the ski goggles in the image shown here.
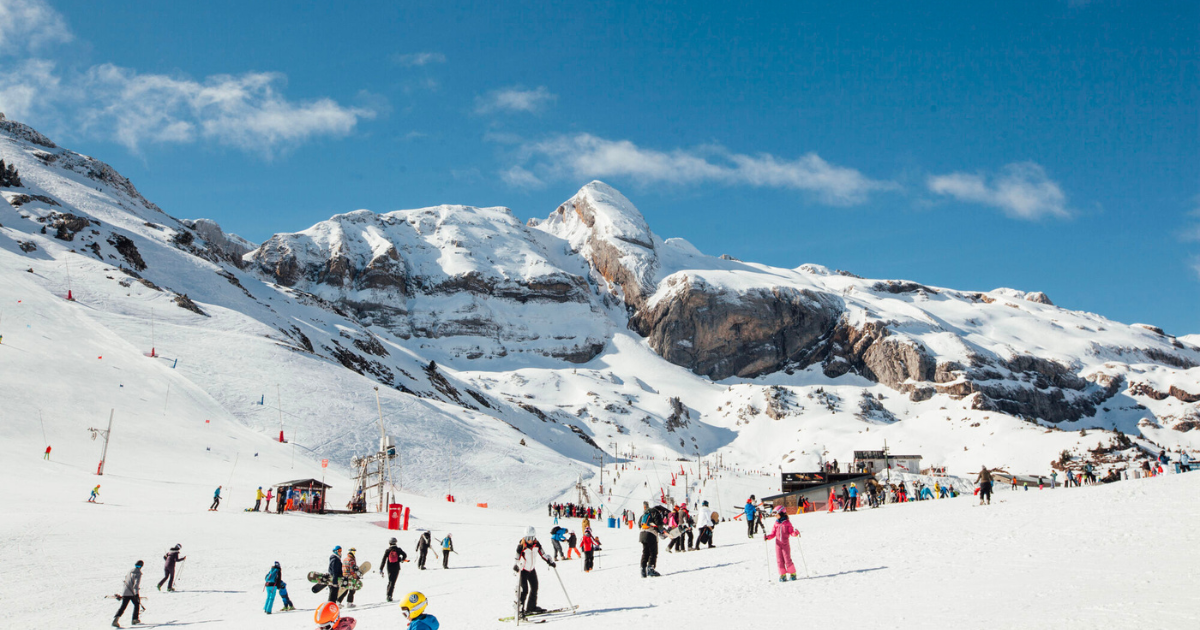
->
[401,608,412,619]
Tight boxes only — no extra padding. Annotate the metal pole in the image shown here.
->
[98,409,113,475]
[550,565,576,614]
[277,385,283,439]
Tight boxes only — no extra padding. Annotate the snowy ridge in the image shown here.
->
[1,117,1198,515]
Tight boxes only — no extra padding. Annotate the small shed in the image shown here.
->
[274,479,332,514]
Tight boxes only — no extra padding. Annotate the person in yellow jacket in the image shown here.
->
[254,486,265,511]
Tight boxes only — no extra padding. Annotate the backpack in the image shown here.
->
[388,549,399,563]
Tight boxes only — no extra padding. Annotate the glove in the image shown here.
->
[513,565,519,573]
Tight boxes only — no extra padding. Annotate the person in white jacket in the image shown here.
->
[695,501,715,549]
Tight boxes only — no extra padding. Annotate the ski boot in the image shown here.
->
[646,568,661,577]
[789,573,797,581]
[640,566,648,578]
[779,576,786,583]
[112,620,121,628]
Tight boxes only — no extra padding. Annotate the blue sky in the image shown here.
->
[1,0,1197,333]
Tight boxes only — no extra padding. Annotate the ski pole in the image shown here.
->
[795,538,811,578]
[550,565,576,614]
[764,539,773,582]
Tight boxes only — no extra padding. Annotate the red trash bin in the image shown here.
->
[387,503,402,530]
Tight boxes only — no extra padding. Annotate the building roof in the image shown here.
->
[854,451,922,459]
[274,479,332,489]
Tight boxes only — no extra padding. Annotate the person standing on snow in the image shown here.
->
[581,526,600,572]
[44,445,51,460]
[415,531,434,570]
[848,483,859,511]
[549,526,567,561]
[744,496,759,537]
[89,484,100,503]
[337,548,361,608]
[254,487,264,511]
[440,534,453,569]
[764,506,801,581]
[514,527,556,617]
[400,591,439,630]
[976,466,994,505]
[380,537,408,602]
[112,560,143,628]
[264,487,274,512]
[639,499,667,577]
[209,486,222,511]
[264,561,294,612]
[157,544,185,591]
[696,500,716,548]
[327,546,344,603]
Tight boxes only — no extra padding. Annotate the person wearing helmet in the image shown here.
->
[380,537,408,602]
[401,591,439,629]
[157,544,185,591]
[327,546,344,603]
[514,526,556,617]
[209,486,222,511]
[112,560,143,627]
[314,601,356,630]
[848,483,858,512]
[638,499,668,578]
[764,506,800,581]
[744,495,759,537]
[336,548,360,607]
[440,534,454,569]
[89,484,100,503]
[254,486,264,511]
[264,561,295,612]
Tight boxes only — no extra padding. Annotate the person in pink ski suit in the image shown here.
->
[764,506,800,581]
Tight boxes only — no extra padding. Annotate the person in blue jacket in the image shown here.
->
[264,561,294,614]
[401,591,438,630]
[744,495,758,538]
[847,483,859,512]
[550,526,567,560]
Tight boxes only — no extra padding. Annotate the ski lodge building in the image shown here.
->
[852,450,923,474]
[761,471,873,514]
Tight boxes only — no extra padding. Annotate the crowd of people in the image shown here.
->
[547,502,603,520]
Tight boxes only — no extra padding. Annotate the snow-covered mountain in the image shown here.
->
[2,117,1197,509]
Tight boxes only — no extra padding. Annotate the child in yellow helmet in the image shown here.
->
[401,591,439,630]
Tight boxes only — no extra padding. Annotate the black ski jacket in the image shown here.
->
[163,550,185,570]
[328,554,343,579]
[382,545,408,569]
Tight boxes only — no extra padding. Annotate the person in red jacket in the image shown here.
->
[581,527,601,572]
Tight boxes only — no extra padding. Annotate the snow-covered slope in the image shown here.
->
[2,117,1197,514]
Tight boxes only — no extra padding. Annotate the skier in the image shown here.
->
[380,537,408,602]
[112,559,143,628]
[638,499,667,577]
[514,526,556,617]
[753,500,765,531]
[848,483,859,511]
[744,496,758,537]
[401,591,439,630]
[89,484,101,503]
[209,486,222,511]
[764,506,800,581]
[696,500,715,548]
[337,548,360,607]
[566,530,579,559]
[44,445,51,460]
[549,525,567,560]
[440,534,453,569]
[157,544,185,591]
[254,486,264,511]
[415,531,434,570]
[264,561,295,613]
[327,546,344,603]
[315,602,356,630]
[581,526,600,573]
[976,466,994,505]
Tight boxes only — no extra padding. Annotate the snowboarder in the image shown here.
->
[550,525,567,560]
[327,546,344,603]
[415,531,434,570]
[44,445,51,460]
[209,486,222,511]
[254,487,264,511]
[764,506,800,581]
[976,466,994,505]
[380,537,408,602]
[315,601,356,630]
[514,526,556,617]
[337,548,360,607]
[400,591,438,630]
[440,534,453,569]
[264,561,295,613]
[89,484,100,503]
[639,499,668,577]
[157,544,185,591]
[112,560,143,628]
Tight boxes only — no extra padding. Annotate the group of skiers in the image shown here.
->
[547,502,602,520]
[110,544,190,627]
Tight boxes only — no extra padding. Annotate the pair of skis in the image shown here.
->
[505,565,577,624]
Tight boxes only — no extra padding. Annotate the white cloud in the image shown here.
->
[475,86,556,114]
[505,133,893,204]
[501,165,544,189]
[1182,224,1200,243]
[0,0,71,56]
[391,52,446,67]
[0,58,60,119]
[927,162,1069,220]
